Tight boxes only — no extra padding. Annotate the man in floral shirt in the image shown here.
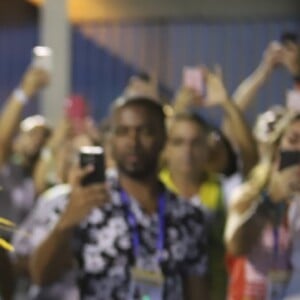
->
[30,96,209,300]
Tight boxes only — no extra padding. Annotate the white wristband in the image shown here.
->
[13,88,28,104]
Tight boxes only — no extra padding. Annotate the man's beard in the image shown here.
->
[116,161,157,180]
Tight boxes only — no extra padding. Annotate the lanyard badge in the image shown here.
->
[130,267,165,300]
[120,190,166,300]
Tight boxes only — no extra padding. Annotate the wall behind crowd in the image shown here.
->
[72,20,299,124]
[0,25,38,117]
[0,18,299,124]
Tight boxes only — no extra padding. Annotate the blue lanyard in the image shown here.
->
[261,191,286,264]
[120,190,166,261]
[273,227,280,262]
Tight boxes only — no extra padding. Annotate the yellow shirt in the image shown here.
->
[160,168,227,300]
[160,168,221,211]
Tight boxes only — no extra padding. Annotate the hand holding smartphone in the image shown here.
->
[31,46,53,73]
[182,66,206,98]
[286,89,300,112]
[65,95,89,134]
[79,146,105,186]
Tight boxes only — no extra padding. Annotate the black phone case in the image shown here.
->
[279,150,300,170]
[80,151,105,185]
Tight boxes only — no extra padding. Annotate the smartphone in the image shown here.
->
[65,95,89,134]
[182,66,206,98]
[286,89,300,112]
[279,150,300,170]
[31,46,53,72]
[79,146,105,186]
[65,95,88,119]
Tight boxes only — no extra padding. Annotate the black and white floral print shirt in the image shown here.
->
[13,181,208,300]
[74,184,208,300]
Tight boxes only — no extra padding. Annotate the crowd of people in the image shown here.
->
[0,31,300,300]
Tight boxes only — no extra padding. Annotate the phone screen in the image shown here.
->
[31,46,53,72]
[182,67,206,98]
[286,89,300,112]
[65,95,89,134]
[80,146,105,185]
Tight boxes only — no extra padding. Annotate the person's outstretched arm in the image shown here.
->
[225,161,273,255]
[206,69,259,175]
[0,67,49,168]
[33,118,71,195]
[30,166,109,285]
[232,42,281,112]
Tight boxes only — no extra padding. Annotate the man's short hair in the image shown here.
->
[111,95,166,128]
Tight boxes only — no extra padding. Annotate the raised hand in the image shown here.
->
[261,41,283,72]
[173,86,203,112]
[124,73,159,100]
[58,165,110,231]
[20,67,50,98]
[204,66,229,107]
